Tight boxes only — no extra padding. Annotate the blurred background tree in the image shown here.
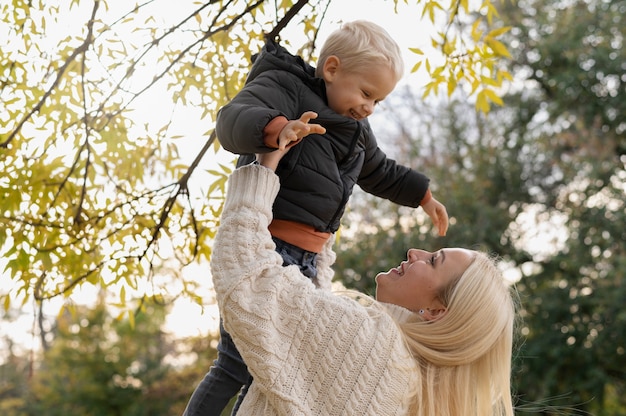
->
[1,299,219,415]
[335,0,625,414]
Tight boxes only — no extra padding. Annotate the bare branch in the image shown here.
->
[145,130,217,258]
[265,0,310,41]
[1,0,101,148]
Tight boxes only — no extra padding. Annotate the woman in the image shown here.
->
[209,149,517,415]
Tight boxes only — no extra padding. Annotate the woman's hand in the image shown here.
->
[256,149,286,172]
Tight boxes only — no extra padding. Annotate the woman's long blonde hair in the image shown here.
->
[400,252,517,416]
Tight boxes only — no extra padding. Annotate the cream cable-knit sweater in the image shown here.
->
[212,164,419,415]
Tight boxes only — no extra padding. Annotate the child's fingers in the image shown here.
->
[299,111,318,124]
[299,111,326,135]
[310,124,326,134]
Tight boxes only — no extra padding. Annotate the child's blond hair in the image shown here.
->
[315,20,404,81]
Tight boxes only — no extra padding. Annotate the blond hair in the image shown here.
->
[400,252,517,416]
[315,20,404,81]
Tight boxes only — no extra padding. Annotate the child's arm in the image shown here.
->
[420,196,449,236]
[357,120,449,236]
[256,111,326,170]
[217,73,325,155]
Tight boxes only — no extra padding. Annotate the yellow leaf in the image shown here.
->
[443,39,456,56]
[471,79,481,94]
[488,26,511,38]
[128,309,135,328]
[481,75,499,87]
[484,88,504,106]
[447,78,457,97]
[422,82,434,99]
[471,19,483,42]
[432,66,445,77]
[409,47,424,55]
[411,61,423,73]
[498,69,514,82]
[486,38,511,58]
[476,91,490,113]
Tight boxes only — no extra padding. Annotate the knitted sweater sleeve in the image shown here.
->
[312,233,336,291]
[211,164,418,415]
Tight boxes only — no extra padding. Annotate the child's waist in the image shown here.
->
[268,219,331,254]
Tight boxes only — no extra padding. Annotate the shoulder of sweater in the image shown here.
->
[380,302,419,324]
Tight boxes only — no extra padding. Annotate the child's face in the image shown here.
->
[322,56,397,120]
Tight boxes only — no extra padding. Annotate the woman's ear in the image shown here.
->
[321,55,341,82]
[423,306,447,322]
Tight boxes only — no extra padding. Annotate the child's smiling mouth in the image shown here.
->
[350,109,363,120]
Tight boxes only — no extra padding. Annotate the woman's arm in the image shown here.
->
[211,164,417,413]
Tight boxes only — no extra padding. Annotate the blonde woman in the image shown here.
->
[203,147,518,415]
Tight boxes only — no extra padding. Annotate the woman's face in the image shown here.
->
[375,248,474,317]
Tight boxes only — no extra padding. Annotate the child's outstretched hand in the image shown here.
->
[421,197,449,236]
[277,111,326,151]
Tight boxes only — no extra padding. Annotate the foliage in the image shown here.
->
[335,0,625,414]
[496,0,626,413]
[0,340,31,416]
[0,299,219,415]
[0,0,512,319]
[413,1,513,112]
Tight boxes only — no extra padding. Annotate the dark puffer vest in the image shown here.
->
[216,40,430,233]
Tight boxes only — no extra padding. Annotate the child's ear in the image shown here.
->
[322,55,341,81]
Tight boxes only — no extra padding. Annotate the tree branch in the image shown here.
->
[265,0,311,41]
[0,0,100,149]
[146,130,217,256]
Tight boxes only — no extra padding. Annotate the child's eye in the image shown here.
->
[430,255,436,266]
[362,90,370,97]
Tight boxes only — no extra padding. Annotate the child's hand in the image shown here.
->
[421,197,449,236]
[277,111,326,151]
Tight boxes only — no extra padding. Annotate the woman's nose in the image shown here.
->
[407,248,429,261]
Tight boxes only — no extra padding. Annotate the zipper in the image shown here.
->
[327,122,362,230]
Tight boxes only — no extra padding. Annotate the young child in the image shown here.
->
[183,20,448,416]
